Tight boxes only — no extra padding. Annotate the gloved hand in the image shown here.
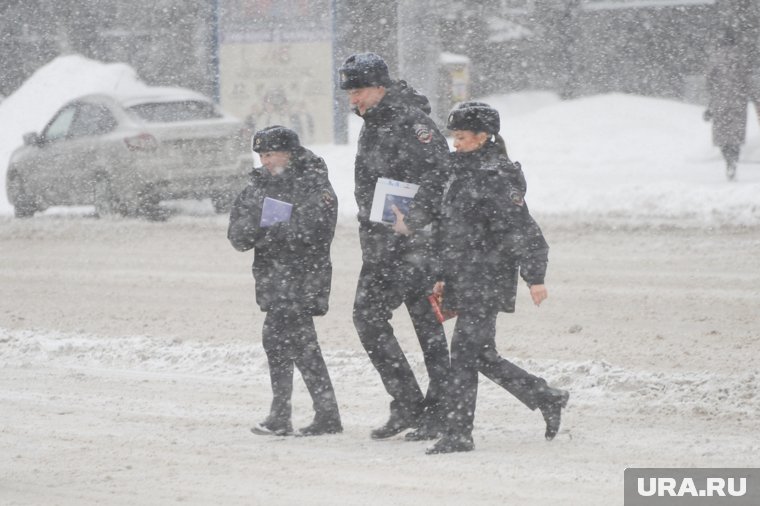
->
[703,109,712,122]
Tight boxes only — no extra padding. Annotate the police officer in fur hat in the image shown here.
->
[338,52,451,440]
[424,102,569,454]
[228,125,342,437]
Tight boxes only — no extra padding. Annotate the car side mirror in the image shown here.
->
[22,132,42,147]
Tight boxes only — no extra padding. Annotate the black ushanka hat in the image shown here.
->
[446,101,501,135]
[252,125,300,153]
[339,52,393,90]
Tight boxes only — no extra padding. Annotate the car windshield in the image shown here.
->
[126,100,222,123]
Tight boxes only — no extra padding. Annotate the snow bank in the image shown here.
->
[1,55,759,225]
[493,92,760,225]
[2,328,757,421]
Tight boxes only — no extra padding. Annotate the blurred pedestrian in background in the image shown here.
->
[703,0,760,181]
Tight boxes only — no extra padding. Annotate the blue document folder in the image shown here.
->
[260,197,293,228]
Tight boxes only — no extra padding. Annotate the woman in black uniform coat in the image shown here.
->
[394,102,569,454]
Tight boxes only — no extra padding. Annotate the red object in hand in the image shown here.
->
[428,293,457,323]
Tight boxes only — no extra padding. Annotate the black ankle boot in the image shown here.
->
[405,404,445,441]
[539,388,569,440]
[425,434,474,454]
[726,160,737,181]
[405,424,442,441]
[250,416,293,436]
[297,413,343,436]
[371,410,418,439]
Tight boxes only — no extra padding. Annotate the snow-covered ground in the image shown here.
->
[1,56,759,505]
[2,218,758,505]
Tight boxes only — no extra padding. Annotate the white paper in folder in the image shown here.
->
[369,177,420,224]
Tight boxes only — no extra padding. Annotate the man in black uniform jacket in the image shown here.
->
[339,52,450,440]
[228,126,341,437]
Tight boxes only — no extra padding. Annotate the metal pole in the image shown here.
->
[332,0,349,144]
[211,0,220,103]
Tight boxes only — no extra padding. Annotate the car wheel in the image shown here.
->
[7,171,38,218]
[93,176,115,218]
[136,183,168,222]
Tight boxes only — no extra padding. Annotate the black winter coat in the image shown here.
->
[354,80,450,266]
[439,142,548,313]
[227,147,337,316]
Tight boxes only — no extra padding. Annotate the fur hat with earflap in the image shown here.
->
[251,125,301,154]
[446,101,501,135]
[447,102,509,157]
[338,52,393,90]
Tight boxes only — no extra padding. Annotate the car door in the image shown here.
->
[63,101,118,203]
[22,104,78,203]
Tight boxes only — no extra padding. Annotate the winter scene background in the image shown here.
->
[1,1,760,505]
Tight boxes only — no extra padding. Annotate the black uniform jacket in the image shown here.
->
[227,147,337,316]
[438,142,548,313]
[354,80,450,266]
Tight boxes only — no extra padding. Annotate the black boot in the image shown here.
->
[297,412,343,437]
[425,434,474,455]
[726,160,737,181]
[405,402,445,441]
[405,423,442,441]
[538,387,569,441]
[722,144,739,181]
[371,410,418,439]
[251,416,293,436]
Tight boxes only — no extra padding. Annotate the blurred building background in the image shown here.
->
[1,0,758,129]
[0,1,216,98]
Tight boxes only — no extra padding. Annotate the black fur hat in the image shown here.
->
[251,125,300,153]
[339,52,392,90]
[446,101,500,135]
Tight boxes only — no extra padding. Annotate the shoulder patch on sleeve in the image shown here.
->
[413,123,433,144]
[509,188,525,207]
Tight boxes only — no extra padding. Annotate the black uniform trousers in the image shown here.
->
[445,309,548,437]
[353,260,450,422]
[262,306,340,423]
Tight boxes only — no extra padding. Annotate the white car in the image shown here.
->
[6,87,251,219]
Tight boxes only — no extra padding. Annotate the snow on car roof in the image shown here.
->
[114,87,211,107]
[74,87,213,108]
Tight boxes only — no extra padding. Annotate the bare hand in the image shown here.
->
[433,281,445,297]
[529,284,548,306]
[391,205,411,236]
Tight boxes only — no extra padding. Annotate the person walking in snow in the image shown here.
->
[419,102,568,454]
[703,0,760,181]
[228,126,342,437]
[338,52,451,440]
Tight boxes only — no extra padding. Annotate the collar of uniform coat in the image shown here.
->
[360,80,433,124]
[451,141,504,173]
